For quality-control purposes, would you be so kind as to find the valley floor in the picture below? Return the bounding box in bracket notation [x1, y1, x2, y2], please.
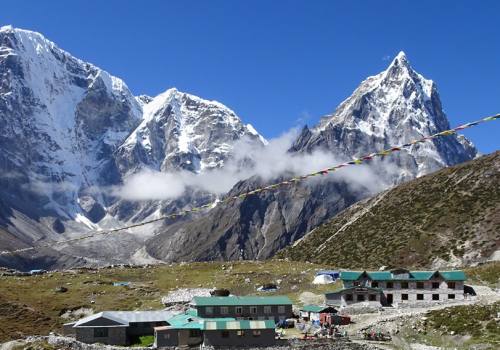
[0, 260, 498, 349]
[348, 285, 500, 349]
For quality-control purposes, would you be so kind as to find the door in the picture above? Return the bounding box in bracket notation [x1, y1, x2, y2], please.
[386, 294, 393, 305]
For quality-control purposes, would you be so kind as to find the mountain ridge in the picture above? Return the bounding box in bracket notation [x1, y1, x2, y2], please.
[142, 52, 479, 264]
[276, 151, 500, 268]
[0, 26, 482, 270]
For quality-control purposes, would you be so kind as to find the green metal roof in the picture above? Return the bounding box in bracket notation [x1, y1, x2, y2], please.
[185, 308, 198, 317]
[192, 296, 292, 306]
[439, 271, 466, 281]
[201, 320, 275, 331]
[167, 313, 198, 326]
[340, 270, 466, 281]
[167, 311, 236, 330]
[300, 305, 325, 313]
[365, 271, 392, 280]
[339, 271, 364, 281]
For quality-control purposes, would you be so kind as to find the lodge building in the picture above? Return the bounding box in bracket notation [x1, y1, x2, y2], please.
[325, 269, 466, 307]
[191, 296, 293, 322]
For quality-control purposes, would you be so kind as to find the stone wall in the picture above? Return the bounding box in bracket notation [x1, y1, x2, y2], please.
[75, 327, 127, 346]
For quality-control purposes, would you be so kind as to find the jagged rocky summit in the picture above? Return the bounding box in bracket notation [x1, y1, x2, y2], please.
[144, 52, 479, 263]
[0, 26, 478, 270]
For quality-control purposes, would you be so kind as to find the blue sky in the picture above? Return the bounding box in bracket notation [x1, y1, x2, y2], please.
[1, 0, 499, 153]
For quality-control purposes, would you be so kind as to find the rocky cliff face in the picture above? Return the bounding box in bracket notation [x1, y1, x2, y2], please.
[0, 27, 480, 270]
[144, 53, 478, 263]
[0, 26, 265, 269]
[0, 26, 141, 239]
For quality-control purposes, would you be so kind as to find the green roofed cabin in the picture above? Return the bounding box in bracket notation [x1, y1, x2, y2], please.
[202, 320, 276, 347]
[68, 311, 176, 346]
[154, 310, 276, 348]
[326, 269, 467, 307]
[191, 296, 293, 322]
[299, 305, 338, 322]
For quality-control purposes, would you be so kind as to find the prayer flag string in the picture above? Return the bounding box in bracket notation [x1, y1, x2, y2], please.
[0, 113, 498, 256]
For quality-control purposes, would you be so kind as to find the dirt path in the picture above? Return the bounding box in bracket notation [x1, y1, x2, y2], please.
[346, 285, 500, 334]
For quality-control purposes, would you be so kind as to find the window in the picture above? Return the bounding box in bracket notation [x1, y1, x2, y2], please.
[252, 330, 261, 337]
[402, 294, 408, 301]
[250, 306, 257, 314]
[221, 331, 229, 338]
[432, 294, 439, 301]
[353, 281, 360, 286]
[235, 306, 243, 314]
[448, 294, 455, 299]
[220, 306, 229, 314]
[264, 306, 272, 314]
[237, 330, 245, 337]
[94, 328, 108, 338]
[386, 282, 393, 289]
[205, 306, 213, 315]
[345, 294, 353, 301]
[278, 305, 285, 314]
[163, 333, 170, 339]
[371, 282, 378, 288]
[432, 282, 440, 289]
[417, 294, 424, 300]
[401, 282, 408, 289]
[447, 282, 456, 289]
[357, 294, 365, 301]
[416, 282, 424, 289]
[189, 329, 201, 337]
[369, 294, 376, 301]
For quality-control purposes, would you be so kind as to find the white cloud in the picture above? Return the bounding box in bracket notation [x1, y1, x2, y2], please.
[118, 170, 186, 201]
[115, 128, 395, 202]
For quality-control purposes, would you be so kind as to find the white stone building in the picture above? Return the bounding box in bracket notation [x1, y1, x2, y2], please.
[325, 269, 466, 307]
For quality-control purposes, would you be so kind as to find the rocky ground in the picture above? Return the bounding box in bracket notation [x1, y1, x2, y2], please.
[161, 288, 212, 306]
[0, 335, 382, 350]
[0, 262, 498, 349]
[345, 285, 500, 349]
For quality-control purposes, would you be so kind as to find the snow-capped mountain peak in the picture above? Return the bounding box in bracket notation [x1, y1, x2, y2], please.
[316, 51, 437, 137]
[117, 87, 267, 174]
[295, 51, 476, 180]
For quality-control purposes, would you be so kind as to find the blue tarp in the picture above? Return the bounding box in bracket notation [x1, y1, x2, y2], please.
[113, 282, 130, 286]
[316, 270, 340, 279]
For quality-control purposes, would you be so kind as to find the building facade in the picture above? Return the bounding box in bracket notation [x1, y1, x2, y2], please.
[191, 296, 293, 322]
[202, 320, 276, 347]
[71, 311, 173, 345]
[155, 306, 279, 348]
[326, 269, 466, 307]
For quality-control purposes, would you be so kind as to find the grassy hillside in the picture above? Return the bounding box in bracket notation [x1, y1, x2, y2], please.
[464, 261, 500, 288]
[397, 301, 500, 348]
[277, 152, 500, 268]
[0, 260, 497, 344]
[0, 260, 339, 342]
